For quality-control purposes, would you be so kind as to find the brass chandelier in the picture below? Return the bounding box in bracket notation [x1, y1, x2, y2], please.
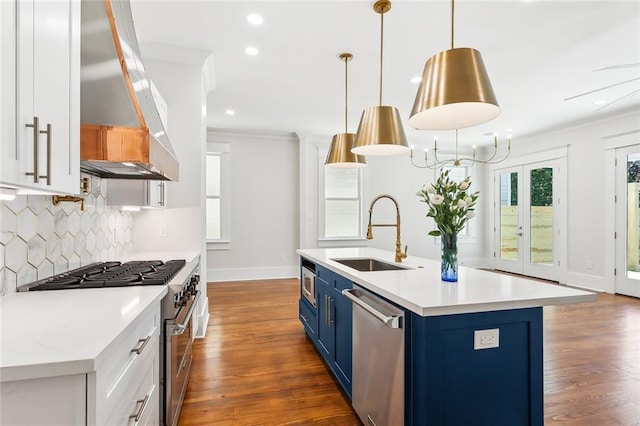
[325, 52, 366, 168]
[409, 0, 500, 130]
[410, 130, 511, 169]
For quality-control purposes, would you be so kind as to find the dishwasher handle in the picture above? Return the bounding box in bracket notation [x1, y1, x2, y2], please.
[342, 289, 402, 329]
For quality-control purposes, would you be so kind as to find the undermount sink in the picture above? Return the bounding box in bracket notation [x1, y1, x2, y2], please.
[331, 258, 412, 272]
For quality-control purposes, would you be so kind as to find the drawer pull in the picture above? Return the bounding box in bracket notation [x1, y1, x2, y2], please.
[129, 394, 150, 423]
[130, 336, 151, 355]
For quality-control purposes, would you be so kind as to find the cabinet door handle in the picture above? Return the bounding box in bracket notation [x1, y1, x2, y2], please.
[327, 296, 333, 325]
[129, 394, 150, 423]
[40, 123, 52, 185]
[130, 335, 151, 355]
[160, 182, 165, 206]
[25, 116, 40, 183]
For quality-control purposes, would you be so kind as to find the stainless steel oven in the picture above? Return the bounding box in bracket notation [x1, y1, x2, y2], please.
[161, 259, 201, 426]
[301, 259, 316, 307]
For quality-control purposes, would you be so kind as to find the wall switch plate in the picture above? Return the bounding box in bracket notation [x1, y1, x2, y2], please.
[474, 328, 500, 350]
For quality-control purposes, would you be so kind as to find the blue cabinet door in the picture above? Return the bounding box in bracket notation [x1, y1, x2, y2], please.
[300, 261, 353, 399]
[298, 298, 318, 341]
[333, 294, 352, 397]
[315, 277, 333, 361]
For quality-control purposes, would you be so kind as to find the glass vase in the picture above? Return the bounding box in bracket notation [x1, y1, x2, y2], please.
[440, 233, 458, 282]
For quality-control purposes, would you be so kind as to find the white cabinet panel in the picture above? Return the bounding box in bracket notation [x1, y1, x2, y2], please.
[0, 374, 86, 425]
[1, 0, 80, 194]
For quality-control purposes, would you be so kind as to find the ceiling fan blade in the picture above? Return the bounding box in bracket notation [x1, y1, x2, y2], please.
[595, 88, 640, 111]
[593, 63, 640, 71]
[563, 77, 640, 101]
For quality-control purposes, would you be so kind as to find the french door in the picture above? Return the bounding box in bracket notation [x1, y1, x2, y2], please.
[493, 159, 566, 281]
[615, 145, 640, 298]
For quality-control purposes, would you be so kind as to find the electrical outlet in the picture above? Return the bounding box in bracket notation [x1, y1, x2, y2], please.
[586, 260, 593, 270]
[474, 328, 500, 350]
[160, 224, 168, 238]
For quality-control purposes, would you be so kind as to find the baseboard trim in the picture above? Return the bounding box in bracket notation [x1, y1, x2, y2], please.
[207, 266, 298, 282]
[565, 272, 612, 293]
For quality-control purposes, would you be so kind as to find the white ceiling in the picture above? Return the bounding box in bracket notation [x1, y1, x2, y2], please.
[130, 1, 640, 149]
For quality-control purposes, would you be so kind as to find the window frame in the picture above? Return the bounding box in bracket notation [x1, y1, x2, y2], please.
[206, 143, 231, 250]
[317, 149, 366, 244]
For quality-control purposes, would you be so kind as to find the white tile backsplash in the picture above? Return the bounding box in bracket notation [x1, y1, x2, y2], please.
[0, 175, 134, 295]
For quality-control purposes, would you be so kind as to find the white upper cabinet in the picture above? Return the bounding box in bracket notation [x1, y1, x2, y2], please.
[1, 0, 80, 195]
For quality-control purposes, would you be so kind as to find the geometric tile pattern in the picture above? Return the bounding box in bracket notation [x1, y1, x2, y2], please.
[0, 175, 134, 295]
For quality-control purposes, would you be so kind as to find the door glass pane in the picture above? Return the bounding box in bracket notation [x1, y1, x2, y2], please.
[500, 172, 518, 260]
[627, 154, 640, 279]
[530, 167, 554, 265]
[326, 200, 359, 238]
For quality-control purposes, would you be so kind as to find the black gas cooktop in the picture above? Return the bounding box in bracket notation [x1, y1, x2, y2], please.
[23, 259, 186, 291]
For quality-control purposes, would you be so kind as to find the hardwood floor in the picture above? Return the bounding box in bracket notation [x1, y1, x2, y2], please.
[178, 279, 640, 426]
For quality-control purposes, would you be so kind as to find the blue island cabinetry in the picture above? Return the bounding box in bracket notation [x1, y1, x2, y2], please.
[299, 256, 544, 426]
[299, 260, 353, 398]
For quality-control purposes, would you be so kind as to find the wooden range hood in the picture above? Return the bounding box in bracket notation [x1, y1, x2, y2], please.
[80, 0, 178, 181]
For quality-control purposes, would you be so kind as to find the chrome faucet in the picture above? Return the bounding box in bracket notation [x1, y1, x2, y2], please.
[367, 194, 408, 263]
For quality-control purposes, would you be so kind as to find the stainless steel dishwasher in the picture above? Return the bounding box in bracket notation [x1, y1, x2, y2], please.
[342, 285, 404, 426]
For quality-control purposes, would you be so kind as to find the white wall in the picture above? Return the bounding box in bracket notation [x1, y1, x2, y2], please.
[130, 48, 211, 336]
[206, 129, 300, 281]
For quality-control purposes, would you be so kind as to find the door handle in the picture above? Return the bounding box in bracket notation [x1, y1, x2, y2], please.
[342, 289, 402, 328]
[40, 123, 52, 185]
[25, 117, 40, 183]
[516, 232, 523, 236]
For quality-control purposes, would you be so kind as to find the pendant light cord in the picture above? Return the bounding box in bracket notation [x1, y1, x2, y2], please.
[344, 56, 349, 133]
[379, 8, 384, 106]
[450, 0, 455, 50]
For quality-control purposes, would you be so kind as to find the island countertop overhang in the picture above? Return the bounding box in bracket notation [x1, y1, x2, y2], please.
[297, 247, 596, 316]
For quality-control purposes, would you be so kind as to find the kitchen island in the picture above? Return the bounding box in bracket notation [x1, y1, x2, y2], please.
[297, 247, 596, 426]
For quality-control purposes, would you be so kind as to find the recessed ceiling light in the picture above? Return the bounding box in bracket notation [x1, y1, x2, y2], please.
[225, 109, 235, 116]
[593, 99, 606, 106]
[505, 128, 513, 133]
[410, 76, 421, 84]
[247, 14, 263, 25]
[245, 46, 259, 56]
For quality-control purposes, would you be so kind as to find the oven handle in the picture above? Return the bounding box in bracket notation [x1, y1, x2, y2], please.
[167, 291, 200, 335]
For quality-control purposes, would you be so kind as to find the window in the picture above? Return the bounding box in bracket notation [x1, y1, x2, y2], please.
[206, 143, 230, 247]
[206, 153, 221, 239]
[323, 167, 362, 239]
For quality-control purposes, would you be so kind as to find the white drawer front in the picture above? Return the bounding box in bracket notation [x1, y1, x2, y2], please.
[92, 304, 160, 424]
[103, 345, 158, 426]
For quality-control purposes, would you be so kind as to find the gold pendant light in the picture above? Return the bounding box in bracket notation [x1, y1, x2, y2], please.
[352, 0, 409, 157]
[326, 53, 366, 168]
[409, 0, 500, 130]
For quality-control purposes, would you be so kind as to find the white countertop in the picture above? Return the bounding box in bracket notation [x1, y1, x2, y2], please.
[0, 249, 200, 383]
[0, 286, 167, 382]
[298, 247, 596, 316]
